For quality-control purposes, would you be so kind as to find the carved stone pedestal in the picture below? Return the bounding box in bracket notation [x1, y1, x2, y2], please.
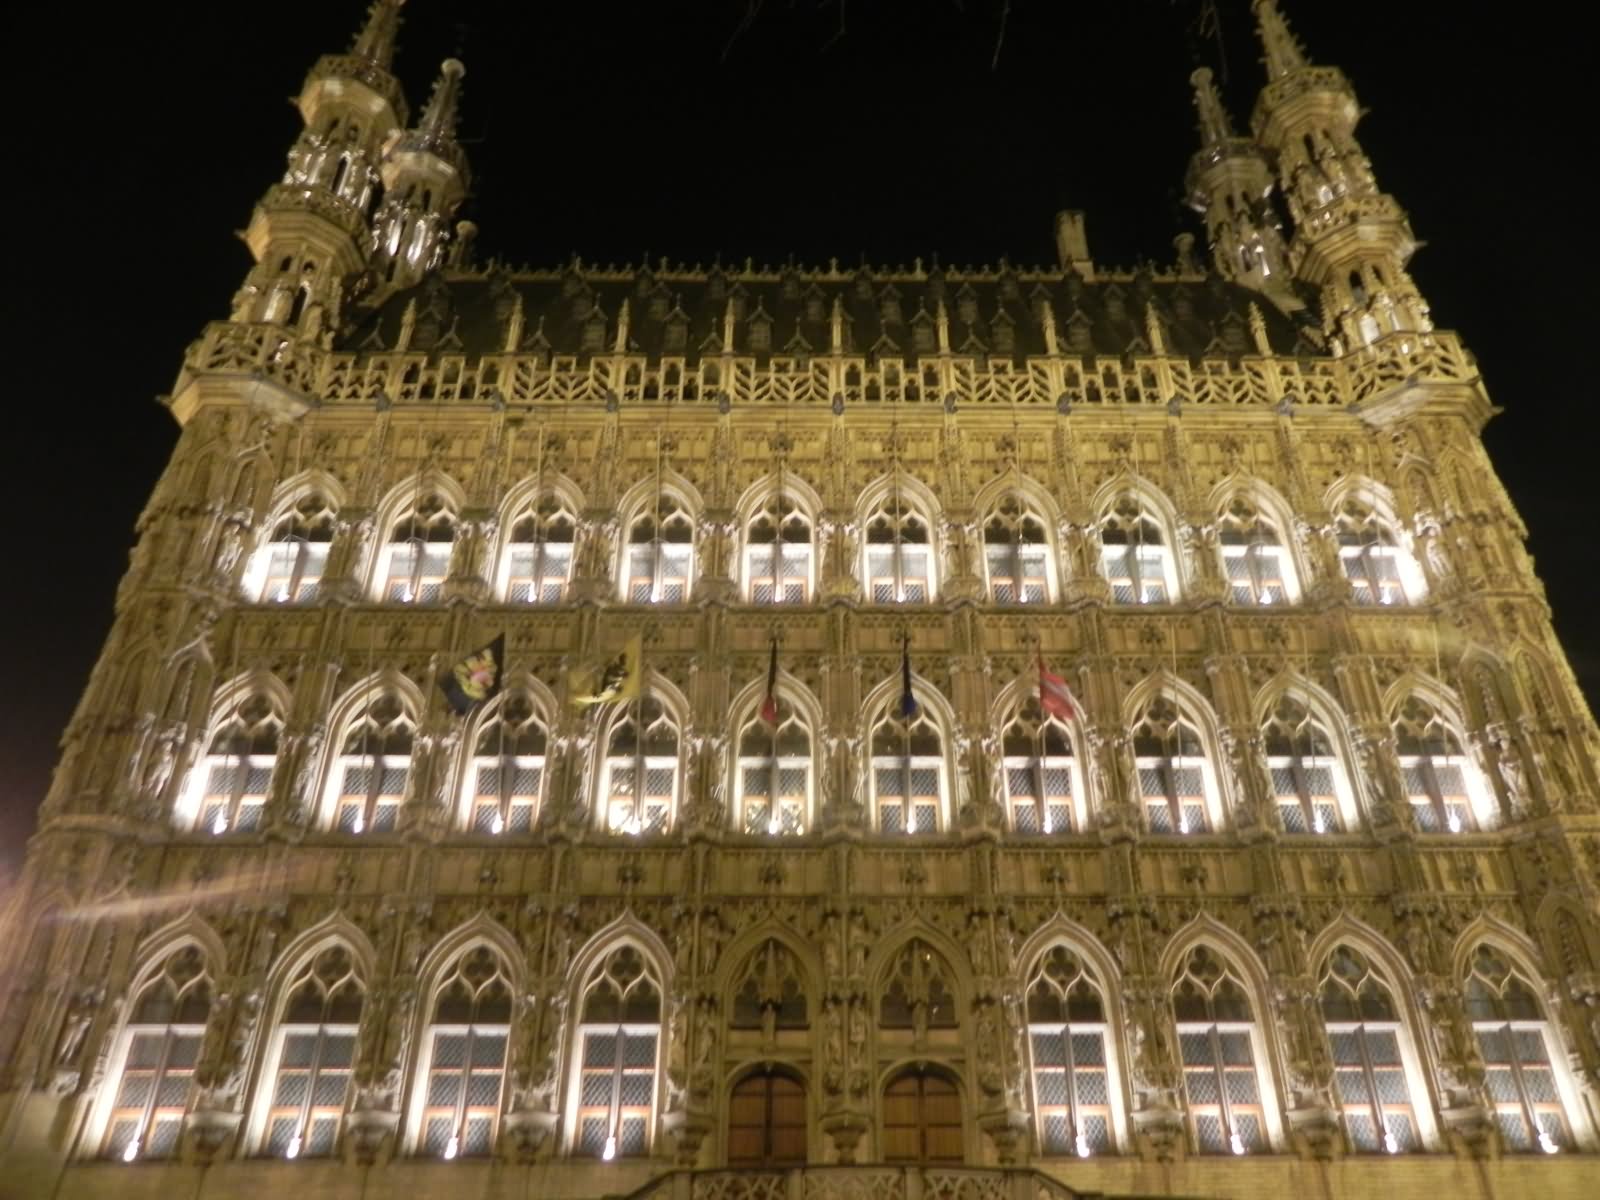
[501, 1108, 559, 1162]
[819, 1108, 871, 1163]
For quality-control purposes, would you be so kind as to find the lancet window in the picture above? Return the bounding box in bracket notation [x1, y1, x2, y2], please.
[982, 495, 1050, 604]
[248, 492, 335, 604]
[261, 946, 363, 1158]
[735, 709, 810, 835]
[331, 692, 413, 834]
[1132, 697, 1212, 835]
[1218, 496, 1294, 606]
[864, 497, 934, 603]
[1172, 947, 1269, 1155]
[1263, 695, 1343, 835]
[1319, 946, 1421, 1153]
[1025, 946, 1115, 1156]
[880, 940, 958, 1034]
[101, 947, 211, 1162]
[574, 947, 662, 1159]
[190, 693, 280, 835]
[744, 492, 812, 604]
[602, 697, 678, 834]
[1099, 496, 1175, 604]
[1463, 946, 1572, 1153]
[1394, 696, 1478, 833]
[1336, 499, 1420, 606]
[870, 703, 945, 833]
[1001, 697, 1077, 834]
[378, 493, 455, 604]
[419, 947, 512, 1159]
[503, 494, 576, 603]
[466, 694, 547, 834]
[625, 497, 694, 604]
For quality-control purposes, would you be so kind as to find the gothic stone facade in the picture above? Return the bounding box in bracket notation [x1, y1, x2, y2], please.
[2, 4, 1598, 1200]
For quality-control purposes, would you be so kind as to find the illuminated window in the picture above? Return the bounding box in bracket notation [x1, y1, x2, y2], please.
[1026, 946, 1115, 1156]
[101, 947, 210, 1161]
[870, 706, 944, 834]
[736, 711, 809, 835]
[574, 947, 661, 1159]
[983, 495, 1050, 604]
[503, 495, 575, 603]
[1320, 947, 1421, 1154]
[1263, 695, 1343, 835]
[864, 498, 934, 603]
[1099, 496, 1175, 604]
[378, 493, 454, 603]
[1001, 697, 1077, 834]
[1173, 947, 1269, 1155]
[1336, 500, 1421, 606]
[1394, 697, 1479, 833]
[602, 697, 678, 835]
[331, 693, 412, 834]
[261, 946, 363, 1158]
[190, 693, 280, 835]
[247, 493, 335, 603]
[466, 695, 546, 834]
[1133, 697, 1211, 835]
[1218, 496, 1294, 606]
[625, 498, 694, 603]
[744, 494, 812, 604]
[1464, 947, 1573, 1153]
[418, 948, 511, 1158]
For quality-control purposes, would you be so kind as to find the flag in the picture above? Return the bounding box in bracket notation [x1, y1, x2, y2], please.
[898, 637, 919, 719]
[569, 635, 643, 707]
[440, 634, 505, 715]
[759, 638, 780, 725]
[1038, 653, 1078, 722]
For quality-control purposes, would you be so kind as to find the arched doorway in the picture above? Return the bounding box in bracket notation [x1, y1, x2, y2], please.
[727, 1067, 806, 1164]
[881, 1066, 962, 1162]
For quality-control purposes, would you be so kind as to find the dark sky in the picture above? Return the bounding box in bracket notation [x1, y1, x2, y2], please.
[3, 2, 1594, 872]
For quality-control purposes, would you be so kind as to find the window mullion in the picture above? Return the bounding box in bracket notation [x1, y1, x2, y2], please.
[1288, 752, 1317, 832]
[286, 536, 309, 601]
[453, 1025, 474, 1139]
[609, 1026, 627, 1143]
[1209, 1022, 1234, 1146]
[1419, 758, 1451, 828]
[1060, 1023, 1080, 1147]
[1159, 759, 1183, 831]
[1505, 1022, 1541, 1146]
[1010, 534, 1025, 605]
[1356, 1024, 1388, 1150]
[138, 1028, 177, 1151]
[297, 1024, 327, 1142]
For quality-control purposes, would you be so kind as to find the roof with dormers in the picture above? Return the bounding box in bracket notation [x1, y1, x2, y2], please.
[339, 258, 1321, 363]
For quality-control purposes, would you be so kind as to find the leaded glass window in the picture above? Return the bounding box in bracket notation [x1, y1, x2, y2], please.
[1133, 697, 1210, 834]
[1320, 947, 1421, 1153]
[379, 493, 454, 603]
[625, 498, 694, 603]
[421, 948, 512, 1159]
[1336, 500, 1417, 606]
[1394, 697, 1477, 833]
[250, 492, 335, 603]
[737, 712, 809, 835]
[1026, 946, 1114, 1156]
[983, 495, 1049, 604]
[1464, 947, 1571, 1153]
[467, 694, 546, 834]
[871, 706, 944, 833]
[1263, 695, 1342, 835]
[332, 692, 412, 834]
[504, 495, 575, 603]
[1002, 697, 1076, 834]
[263, 946, 363, 1158]
[575, 947, 661, 1159]
[603, 697, 677, 834]
[1100, 496, 1174, 604]
[1173, 947, 1268, 1155]
[194, 693, 280, 835]
[1218, 497, 1292, 606]
[102, 947, 211, 1162]
[745, 493, 812, 604]
[864, 498, 934, 603]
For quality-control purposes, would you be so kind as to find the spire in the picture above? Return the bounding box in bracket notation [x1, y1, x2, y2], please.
[419, 58, 466, 141]
[1253, 0, 1308, 79]
[352, 0, 404, 71]
[1190, 67, 1234, 147]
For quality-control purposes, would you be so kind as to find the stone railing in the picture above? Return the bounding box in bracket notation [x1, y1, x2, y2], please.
[182, 322, 1479, 415]
[620, 1166, 1104, 1200]
[258, 182, 368, 239]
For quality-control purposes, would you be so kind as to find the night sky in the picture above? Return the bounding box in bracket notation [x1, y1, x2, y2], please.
[3, 2, 1594, 873]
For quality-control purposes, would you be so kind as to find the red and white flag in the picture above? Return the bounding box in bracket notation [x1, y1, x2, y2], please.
[1038, 654, 1078, 721]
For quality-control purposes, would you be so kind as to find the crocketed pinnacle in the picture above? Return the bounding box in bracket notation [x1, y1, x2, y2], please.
[351, 0, 404, 70]
[1253, 0, 1308, 79]
[1190, 67, 1235, 147]
[419, 58, 466, 139]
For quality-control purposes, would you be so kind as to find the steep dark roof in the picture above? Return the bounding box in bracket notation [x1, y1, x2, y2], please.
[340, 260, 1319, 362]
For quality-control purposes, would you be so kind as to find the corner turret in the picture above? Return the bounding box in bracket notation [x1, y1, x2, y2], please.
[370, 58, 472, 289]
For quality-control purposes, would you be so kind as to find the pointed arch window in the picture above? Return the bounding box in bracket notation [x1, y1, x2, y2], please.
[101, 947, 211, 1161]
[882, 1067, 963, 1163]
[730, 940, 808, 1037]
[418, 947, 512, 1158]
[248, 493, 335, 604]
[190, 693, 280, 835]
[331, 692, 413, 834]
[744, 493, 812, 604]
[467, 695, 546, 834]
[379, 493, 455, 603]
[625, 497, 695, 603]
[1263, 695, 1343, 835]
[880, 940, 958, 1034]
[261, 946, 363, 1158]
[575, 947, 662, 1159]
[1026, 946, 1115, 1157]
[728, 1068, 806, 1165]
[1001, 697, 1077, 834]
[1172, 947, 1268, 1155]
[1464, 947, 1572, 1153]
[864, 497, 934, 603]
[870, 704, 945, 833]
[736, 710, 810, 835]
[1319, 947, 1422, 1154]
[603, 697, 678, 835]
[1336, 500, 1421, 606]
[1218, 496, 1294, 606]
[1394, 697, 1479, 833]
[1133, 697, 1213, 835]
[1099, 496, 1175, 604]
[504, 494, 576, 603]
[983, 495, 1050, 604]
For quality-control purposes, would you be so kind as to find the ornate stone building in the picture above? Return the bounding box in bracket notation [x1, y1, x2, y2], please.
[2, 2, 1597, 1198]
